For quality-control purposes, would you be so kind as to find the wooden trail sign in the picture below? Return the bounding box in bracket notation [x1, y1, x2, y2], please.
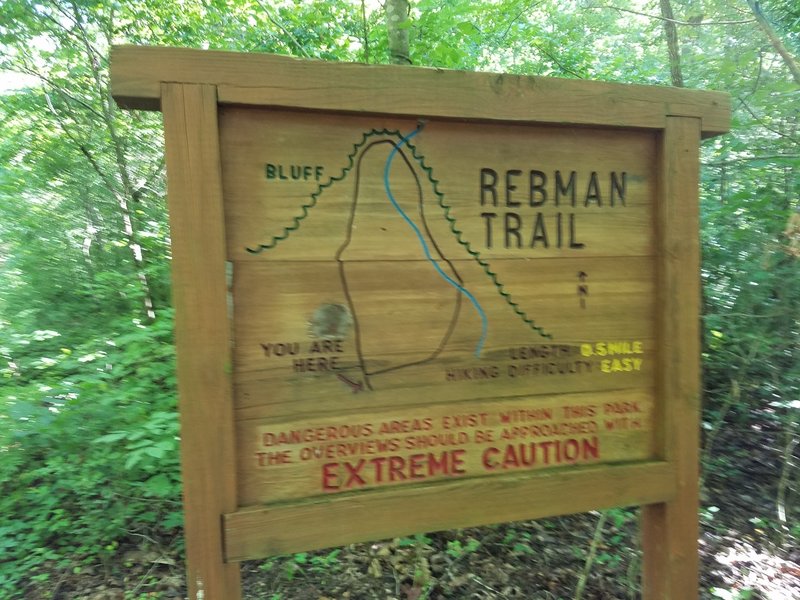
[111, 45, 729, 599]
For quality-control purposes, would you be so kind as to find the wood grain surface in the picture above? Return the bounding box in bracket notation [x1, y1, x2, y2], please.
[219, 107, 659, 507]
[224, 460, 675, 562]
[160, 83, 241, 599]
[111, 45, 729, 136]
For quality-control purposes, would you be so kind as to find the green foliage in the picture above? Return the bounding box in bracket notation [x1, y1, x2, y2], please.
[257, 548, 343, 584]
[501, 526, 537, 555]
[699, 101, 799, 514]
[0, 312, 181, 597]
[594, 508, 636, 569]
[710, 587, 757, 600]
[444, 537, 480, 559]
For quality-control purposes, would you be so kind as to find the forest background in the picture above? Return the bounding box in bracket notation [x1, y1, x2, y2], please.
[0, 1, 797, 599]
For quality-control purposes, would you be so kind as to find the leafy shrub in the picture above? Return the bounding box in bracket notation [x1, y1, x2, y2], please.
[0, 311, 183, 597]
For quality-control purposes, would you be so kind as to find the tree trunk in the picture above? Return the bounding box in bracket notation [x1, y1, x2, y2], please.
[659, 0, 684, 87]
[385, 0, 411, 65]
[746, 0, 800, 86]
[70, 2, 157, 320]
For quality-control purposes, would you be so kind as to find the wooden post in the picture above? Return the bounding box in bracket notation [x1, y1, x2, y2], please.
[160, 83, 242, 600]
[642, 115, 703, 599]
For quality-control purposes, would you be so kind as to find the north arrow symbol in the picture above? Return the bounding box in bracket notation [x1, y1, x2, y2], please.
[577, 271, 589, 309]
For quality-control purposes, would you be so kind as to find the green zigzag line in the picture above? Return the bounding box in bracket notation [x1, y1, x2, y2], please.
[246, 128, 405, 254]
[245, 128, 551, 340]
[403, 139, 553, 340]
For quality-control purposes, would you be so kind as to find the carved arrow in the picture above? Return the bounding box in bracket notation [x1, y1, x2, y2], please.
[336, 372, 364, 393]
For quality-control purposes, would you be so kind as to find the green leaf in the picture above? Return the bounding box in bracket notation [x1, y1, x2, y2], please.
[92, 431, 128, 444]
[456, 21, 474, 34]
[144, 445, 165, 458]
[144, 473, 172, 497]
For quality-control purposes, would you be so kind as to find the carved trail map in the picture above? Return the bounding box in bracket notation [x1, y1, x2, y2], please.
[221, 108, 657, 506]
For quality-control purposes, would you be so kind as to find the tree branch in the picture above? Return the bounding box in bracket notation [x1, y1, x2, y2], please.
[590, 4, 755, 27]
[361, 0, 371, 63]
[45, 0, 105, 65]
[535, 43, 585, 79]
[43, 92, 117, 194]
[254, 0, 312, 58]
[68, 1, 135, 200]
[746, 0, 800, 86]
[498, 3, 541, 43]
[736, 96, 800, 144]
[704, 154, 800, 167]
[574, 511, 609, 600]
[15, 63, 104, 120]
[133, 156, 166, 200]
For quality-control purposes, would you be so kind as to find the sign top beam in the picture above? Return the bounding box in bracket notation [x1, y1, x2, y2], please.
[111, 45, 729, 138]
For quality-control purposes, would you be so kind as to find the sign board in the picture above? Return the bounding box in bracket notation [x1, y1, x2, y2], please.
[111, 45, 729, 600]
